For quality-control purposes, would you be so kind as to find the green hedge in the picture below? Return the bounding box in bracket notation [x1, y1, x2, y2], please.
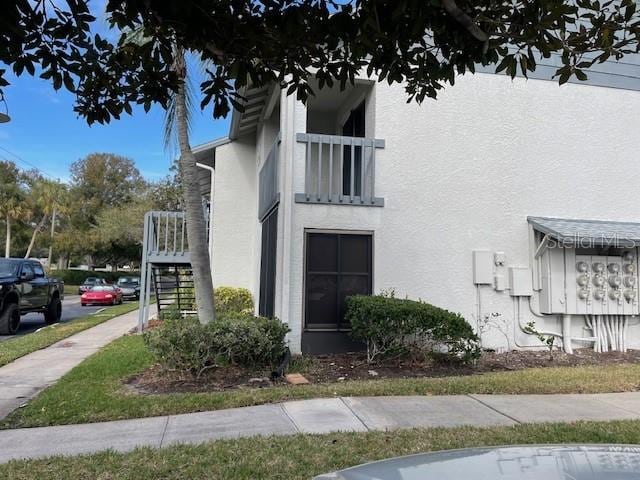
[144, 314, 289, 377]
[50, 269, 140, 285]
[345, 294, 480, 364]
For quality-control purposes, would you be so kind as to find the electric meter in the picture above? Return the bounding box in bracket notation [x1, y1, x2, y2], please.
[624, 263, 637, 274]
[610, 289, 621, 300]
[624, 289, 637, 301]
[623, 252, 635, 262]
[592, 263, 605, 274]
[576, 261, 589, 273]
[577, 274, 589, 286]
[625, 276, 637, 287]
[578, 288, 589, 300]
[608, 263, 621, 274]
[593, 289, 606, 301]
[609, 275, 622, 288]
[593, 275, 605, 287]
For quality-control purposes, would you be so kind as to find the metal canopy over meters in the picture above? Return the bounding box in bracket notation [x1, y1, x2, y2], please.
[528, 216, 640, 248]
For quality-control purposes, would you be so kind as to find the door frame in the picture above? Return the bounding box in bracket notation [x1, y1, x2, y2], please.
[301, 228, 374, 333]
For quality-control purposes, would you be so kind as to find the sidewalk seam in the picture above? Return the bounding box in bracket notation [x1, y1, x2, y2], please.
[158, 416, 170, 448]
[466, 394, 522, 425]
[339, 397, 371, 431]
[279, 404, 302, 433]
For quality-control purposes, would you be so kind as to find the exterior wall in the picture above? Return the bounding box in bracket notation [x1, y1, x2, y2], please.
[211, 139, 258, 295]
[281, 72, 640, 353]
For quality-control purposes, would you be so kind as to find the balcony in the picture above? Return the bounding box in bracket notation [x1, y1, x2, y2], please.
[295, 133, 385, 207]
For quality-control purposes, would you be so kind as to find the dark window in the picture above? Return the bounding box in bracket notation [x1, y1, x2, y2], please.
[21, 264, 34, 278]
[32, 263, 45, 278]
[259, 208, 278, 317]
[305, 232, 372, 331]
[342, 101, 365, 197]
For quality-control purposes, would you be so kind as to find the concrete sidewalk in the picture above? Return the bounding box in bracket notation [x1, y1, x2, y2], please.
[1, 392, 640, 463]
[0, 309, 138, 419]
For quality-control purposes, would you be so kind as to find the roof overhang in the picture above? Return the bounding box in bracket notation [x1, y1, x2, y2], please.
[229, 84, 273, 140]
[528, 216, 640, 248]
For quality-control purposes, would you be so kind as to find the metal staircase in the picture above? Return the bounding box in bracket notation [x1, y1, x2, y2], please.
[137, 211, 207, 330]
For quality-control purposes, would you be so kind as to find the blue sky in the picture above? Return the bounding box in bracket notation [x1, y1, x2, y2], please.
[0, 72, 230, 183]
[0, 0, 230, 183]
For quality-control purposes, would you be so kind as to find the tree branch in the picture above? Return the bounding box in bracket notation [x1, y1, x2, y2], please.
[441, 0, 488, 43]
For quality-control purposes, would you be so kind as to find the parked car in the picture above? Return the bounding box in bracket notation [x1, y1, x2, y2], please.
[0, 258, 64, 335]
[116, 276, 140, 300]
[78, 277, 107, 295]
[313, 445, 640, 479]
[80, 285, 123, 306]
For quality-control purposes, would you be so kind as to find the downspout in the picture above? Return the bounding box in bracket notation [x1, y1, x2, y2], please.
[196, 162, 216, 270]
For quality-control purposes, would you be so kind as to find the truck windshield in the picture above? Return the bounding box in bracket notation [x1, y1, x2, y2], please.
[0, 261, 19, 278]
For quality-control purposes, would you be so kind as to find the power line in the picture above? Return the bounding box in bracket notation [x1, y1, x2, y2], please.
[0, 146, 63, 182]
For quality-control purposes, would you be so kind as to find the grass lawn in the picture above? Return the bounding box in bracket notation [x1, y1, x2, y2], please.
[4, 333, 640, 429]
[2, 420, 640, 479]
[0, 302, 139, 368]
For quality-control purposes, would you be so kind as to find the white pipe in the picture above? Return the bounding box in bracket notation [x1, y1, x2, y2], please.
[562, 314, 573, 354]
[514, 297, 563, 350]
[526, 294, 563, 337]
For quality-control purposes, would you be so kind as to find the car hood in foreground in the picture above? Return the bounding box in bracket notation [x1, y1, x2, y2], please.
[313, 445, 640, 480]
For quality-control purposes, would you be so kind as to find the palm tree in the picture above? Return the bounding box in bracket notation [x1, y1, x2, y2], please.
[24, 179, 66, 259]
[165, 46, 216, 323]
[2, 199, 26, 258]
[0, 160, 26, 258]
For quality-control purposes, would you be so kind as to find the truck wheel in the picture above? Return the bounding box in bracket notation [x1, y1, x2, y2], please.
[44, 296, 62, 325]
[0, 303, 20, 335]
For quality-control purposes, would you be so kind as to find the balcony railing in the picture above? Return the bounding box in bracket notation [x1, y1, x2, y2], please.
[295, 133, 385, 207]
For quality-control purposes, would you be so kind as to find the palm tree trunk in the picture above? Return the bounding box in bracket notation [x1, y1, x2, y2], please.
[175, 74, 216, 324]
[25, 214, 48, 259]
[5, 214, 10, 258]
[47, 207, 57, 268]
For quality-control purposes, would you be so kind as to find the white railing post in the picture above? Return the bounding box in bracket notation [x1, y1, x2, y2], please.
[317, 140, 322, 201]
[328, 137, 333, 202]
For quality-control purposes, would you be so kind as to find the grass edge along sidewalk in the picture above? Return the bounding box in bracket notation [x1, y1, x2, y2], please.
[4, 332, 640, 429]
[0, 302, 139, 368]
[2, 420, 640, 478]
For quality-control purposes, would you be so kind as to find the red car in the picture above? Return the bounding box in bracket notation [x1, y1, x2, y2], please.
[81, 285, 123, 306]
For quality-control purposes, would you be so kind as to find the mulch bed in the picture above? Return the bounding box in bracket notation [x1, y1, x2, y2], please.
[125, 347, 640, 395]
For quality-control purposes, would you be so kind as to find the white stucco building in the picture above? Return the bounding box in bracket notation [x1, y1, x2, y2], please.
[193, 58, 640, 354]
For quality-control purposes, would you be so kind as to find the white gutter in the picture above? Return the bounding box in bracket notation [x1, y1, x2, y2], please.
[196, 162, 216, 268]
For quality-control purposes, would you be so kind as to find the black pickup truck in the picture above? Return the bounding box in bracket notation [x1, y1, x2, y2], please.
[0, 258, 64, 335]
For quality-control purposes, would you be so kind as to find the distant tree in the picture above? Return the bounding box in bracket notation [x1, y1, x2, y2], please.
[69, 153, 146, 223]
[0, 161, 27, 258]
[23, 178, 67, 259]
[150, 174, 183, 212]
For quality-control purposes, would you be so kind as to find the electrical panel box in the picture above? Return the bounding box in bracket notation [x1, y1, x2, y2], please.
[539, 246, 640, 315]
[473, 250, 493, 285]
[494, 274, 506, 291]
[509, 266, 533, 297]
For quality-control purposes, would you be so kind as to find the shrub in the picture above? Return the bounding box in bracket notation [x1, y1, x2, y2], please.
[143, 317, 218, 377]
[213, 313, 289, 366]
[215, 286, 254, 316]
[144, 314, 289, 377]
[168, 286, 254, 318]
[345, 294, 480, 364]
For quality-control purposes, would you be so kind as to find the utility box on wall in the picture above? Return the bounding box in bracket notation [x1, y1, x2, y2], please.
[509, 266, 532, 297]
[473, 250, 493, 285]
